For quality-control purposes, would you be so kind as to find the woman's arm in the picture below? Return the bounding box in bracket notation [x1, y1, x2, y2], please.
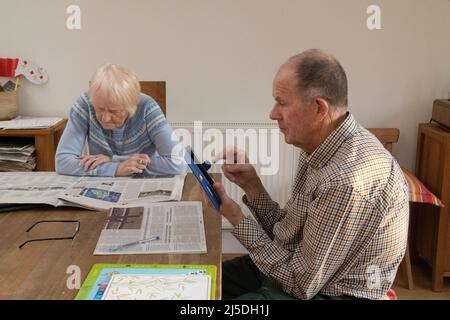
[145, 125, 186, 175]
[139, 96, 186, 176]
[55, 96, 119, 176]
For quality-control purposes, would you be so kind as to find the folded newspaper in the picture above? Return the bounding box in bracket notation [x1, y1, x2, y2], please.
[0, 172, 186, 211]
[0, 139, 36, 172]
[94, 202, 207, 255]
[0, 116, 62, 129]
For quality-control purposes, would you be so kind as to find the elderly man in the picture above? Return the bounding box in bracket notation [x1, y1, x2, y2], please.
[213, 49, 409, 300]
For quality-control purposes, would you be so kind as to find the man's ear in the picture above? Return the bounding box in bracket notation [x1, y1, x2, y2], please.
[315, 97, 330, 122]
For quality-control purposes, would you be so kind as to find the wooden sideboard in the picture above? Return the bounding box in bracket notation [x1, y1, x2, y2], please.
[0, 119, 67, 171]
[412, 123, 450, 291]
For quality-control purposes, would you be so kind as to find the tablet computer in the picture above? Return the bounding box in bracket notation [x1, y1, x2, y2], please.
[185, 147, 221, 212]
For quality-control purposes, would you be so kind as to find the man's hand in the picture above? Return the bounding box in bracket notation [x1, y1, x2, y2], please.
[212, 182, 245, 227]
[77, 154, 112, 171]
[214, 146, 265, 201]
[115, 154, 151, 177]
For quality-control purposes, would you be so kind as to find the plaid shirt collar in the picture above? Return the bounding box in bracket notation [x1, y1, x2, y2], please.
[305, 112, 357, 170]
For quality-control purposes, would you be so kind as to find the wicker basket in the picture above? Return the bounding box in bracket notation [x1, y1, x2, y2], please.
[0, 91, 18, 120]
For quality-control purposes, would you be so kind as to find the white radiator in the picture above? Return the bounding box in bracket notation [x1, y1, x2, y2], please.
[170, 122, 298, 230]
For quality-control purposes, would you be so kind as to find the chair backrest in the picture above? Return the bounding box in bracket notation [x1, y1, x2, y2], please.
[367, 128, 400, 153]
[139, 81, 166, 116]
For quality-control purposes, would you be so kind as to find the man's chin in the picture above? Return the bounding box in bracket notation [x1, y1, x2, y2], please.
[282, 133, 291, 144]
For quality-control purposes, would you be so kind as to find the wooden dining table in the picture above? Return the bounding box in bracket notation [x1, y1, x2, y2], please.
[0, 173, 222, 299]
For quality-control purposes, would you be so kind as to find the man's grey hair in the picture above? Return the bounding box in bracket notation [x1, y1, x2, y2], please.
[289, 49, 348, 108]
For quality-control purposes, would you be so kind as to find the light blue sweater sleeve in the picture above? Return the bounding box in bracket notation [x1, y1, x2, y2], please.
[143, 125, 187, 176]
[55, 98, 118, 176]
[109, 126, 187, 175]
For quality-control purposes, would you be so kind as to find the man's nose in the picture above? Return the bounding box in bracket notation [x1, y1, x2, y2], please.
[270, 104, 281, 120]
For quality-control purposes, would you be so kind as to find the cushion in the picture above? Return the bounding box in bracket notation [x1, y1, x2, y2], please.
[401, 167, 444, 207]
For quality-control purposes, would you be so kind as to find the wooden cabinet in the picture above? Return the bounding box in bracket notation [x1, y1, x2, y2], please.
[0, 119, 67, 171]
[413, 123, 450, 291]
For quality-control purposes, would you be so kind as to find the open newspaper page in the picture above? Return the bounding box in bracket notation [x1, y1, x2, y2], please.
[0, 172, 79, 206]
[94, 201, 207, 255]
[58, 175, 186, 211]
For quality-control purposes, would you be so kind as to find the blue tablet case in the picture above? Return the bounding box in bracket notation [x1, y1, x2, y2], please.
[185, 148, 221, 212]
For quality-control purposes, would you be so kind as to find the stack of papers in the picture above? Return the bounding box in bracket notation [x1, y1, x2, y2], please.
[0, 116, 62, 129]
[0, 139, 36, 172]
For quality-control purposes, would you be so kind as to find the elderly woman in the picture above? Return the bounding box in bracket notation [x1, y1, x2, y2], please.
[55, 64, 186, 176]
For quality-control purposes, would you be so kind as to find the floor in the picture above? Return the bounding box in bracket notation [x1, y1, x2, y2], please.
[393, 262, 450, 300]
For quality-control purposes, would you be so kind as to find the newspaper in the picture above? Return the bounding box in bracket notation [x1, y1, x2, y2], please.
[0, 172, 186, 211]
[94, 202, 206, 255]
[0, 172, 78, 206]
[0, 152, 33, 162]
[59, 175, 185, 211]
[0, 116, 62, 129]
[0, 159, 36, 172]
[0, 140, 36, 172]
[0, 142, 35, 155]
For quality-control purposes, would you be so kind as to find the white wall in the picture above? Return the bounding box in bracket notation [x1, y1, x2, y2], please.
[2, 0, 450, 170]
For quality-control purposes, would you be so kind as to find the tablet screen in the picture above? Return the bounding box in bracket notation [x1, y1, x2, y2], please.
[184, 147, 221, 212]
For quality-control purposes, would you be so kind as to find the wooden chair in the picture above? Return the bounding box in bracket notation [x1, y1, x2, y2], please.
[368, 128, 414, 290]
[367, 128, 400, 153]
[139, 81, 166, 116]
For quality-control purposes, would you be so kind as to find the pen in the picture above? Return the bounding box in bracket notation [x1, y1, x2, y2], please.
[109, 235, 160, 252]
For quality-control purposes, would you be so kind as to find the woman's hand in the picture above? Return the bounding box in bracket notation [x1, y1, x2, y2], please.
[115, 154, 151, 177]
[77, 154, 112, 171]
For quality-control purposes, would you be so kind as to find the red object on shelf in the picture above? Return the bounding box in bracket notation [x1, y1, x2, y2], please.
[0, 58, 19, 77]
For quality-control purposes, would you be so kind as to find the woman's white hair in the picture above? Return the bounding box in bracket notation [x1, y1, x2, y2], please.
[89, 64, 141, 117]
